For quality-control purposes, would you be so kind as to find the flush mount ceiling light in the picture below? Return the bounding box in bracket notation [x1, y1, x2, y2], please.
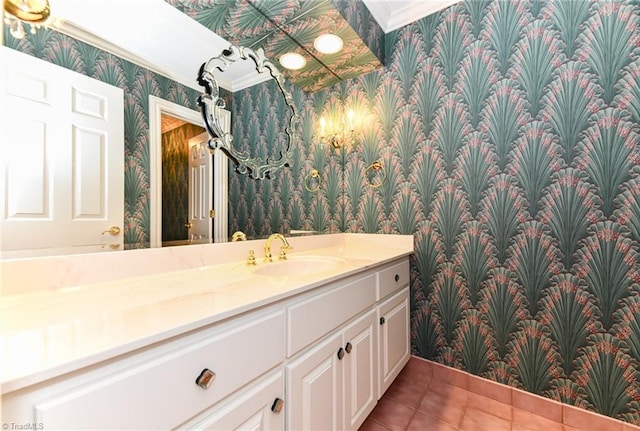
[313, 34, 344, 54]
[279, 52, 307, 70]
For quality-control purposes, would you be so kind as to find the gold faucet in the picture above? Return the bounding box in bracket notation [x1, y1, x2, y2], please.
[264, 233, 291, 262]
[231, 231, 247, 242]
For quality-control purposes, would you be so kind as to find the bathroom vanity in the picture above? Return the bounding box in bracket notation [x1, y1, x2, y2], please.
[1, 233, 413, 430]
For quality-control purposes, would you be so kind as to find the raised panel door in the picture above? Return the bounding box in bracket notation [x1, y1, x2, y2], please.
[286, 331, 343, 431]
[378, 286, 410, 398]
[343, 309, 377, 431]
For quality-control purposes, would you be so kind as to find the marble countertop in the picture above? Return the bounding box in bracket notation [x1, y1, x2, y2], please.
[0, 233, 413, 393]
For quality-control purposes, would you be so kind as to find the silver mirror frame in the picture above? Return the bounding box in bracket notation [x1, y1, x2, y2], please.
[198, 45, 298, 180]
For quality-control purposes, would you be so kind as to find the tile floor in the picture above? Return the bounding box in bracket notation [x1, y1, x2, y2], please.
[359, 356, 639, 431]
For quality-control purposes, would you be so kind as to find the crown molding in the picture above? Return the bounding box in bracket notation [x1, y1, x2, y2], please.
[48, 18, 233, 93]
[363, 0, 463, 33]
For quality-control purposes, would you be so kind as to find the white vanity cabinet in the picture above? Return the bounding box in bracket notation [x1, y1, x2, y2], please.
[2, 255, 411, 431]
[286, 309, 377, 431]
[286, 258, 410, 431]
[285, 273, 378, 431]
[2, 307, 286, 430]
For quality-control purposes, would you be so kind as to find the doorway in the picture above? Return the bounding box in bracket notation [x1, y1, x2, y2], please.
[149, 96, 229, 248]
[160, 117, 206, 246]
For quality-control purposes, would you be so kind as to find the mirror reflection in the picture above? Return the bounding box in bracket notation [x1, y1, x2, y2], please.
[1, 29, 301, 259]
[2, 2, 370, 258]
[160, 115, 207, 247]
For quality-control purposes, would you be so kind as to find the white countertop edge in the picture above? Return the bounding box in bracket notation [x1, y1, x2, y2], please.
[1, 244, 413, 393]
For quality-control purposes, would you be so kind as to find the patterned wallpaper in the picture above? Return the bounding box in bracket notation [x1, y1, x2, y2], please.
[3, 27, 202, 249]
[229, 0, 640, 424]
[228, 77, 344, 238]
[6, 0, 640, 424]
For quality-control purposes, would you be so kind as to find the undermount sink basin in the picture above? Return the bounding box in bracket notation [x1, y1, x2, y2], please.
[254, 255, 346, 277]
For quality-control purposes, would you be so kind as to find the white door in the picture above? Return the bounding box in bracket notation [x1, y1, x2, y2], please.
[343, 309, 377, 431]
[378, 287, 411, 398]
[287, 331, 344, 431]
[0, 47, 124, 258]
[149, 96, 228, 247]
[187, 132, 212, 244]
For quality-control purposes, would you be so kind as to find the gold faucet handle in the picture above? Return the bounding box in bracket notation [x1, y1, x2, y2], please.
[264, 250, 273, 263]
[232, 231, 247, 242]
[279, 247, 288, 260]
[247, 250, 257, 266]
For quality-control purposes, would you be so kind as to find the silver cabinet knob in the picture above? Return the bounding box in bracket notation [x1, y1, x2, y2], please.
[337, 347, 345, 360]
[195, 368, 216, 390]
[271, 397, 284, 414]
[345, 342, 353, 354]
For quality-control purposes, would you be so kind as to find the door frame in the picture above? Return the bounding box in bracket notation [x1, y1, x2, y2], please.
[149, 95, 228, 248]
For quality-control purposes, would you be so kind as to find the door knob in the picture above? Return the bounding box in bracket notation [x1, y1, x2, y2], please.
[185, 222, 193, 229]
[101, 226, 121, 235]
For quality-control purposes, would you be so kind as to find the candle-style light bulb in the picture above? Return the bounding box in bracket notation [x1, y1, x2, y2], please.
[347, 109, 354, 129]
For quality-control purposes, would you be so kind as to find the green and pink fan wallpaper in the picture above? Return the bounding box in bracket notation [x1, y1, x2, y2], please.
[229, 0, 640, 424]
[6, 0, 640, 425]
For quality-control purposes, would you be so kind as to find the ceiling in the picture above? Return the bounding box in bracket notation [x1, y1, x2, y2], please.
[47, 0, 460, 93]
[362, 0, 463, 33]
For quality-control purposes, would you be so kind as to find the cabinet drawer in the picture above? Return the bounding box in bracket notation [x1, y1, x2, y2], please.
[377, 259, 410, 300]
[179, 370, 284, 430]
[287, 274, 376, 357]
[34, 309, 285, 430]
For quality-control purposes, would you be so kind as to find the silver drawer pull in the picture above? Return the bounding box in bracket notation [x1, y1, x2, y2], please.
[395, 274, 400, 282]
[195, 368, 216, 390]
[271, 397, 284, 414]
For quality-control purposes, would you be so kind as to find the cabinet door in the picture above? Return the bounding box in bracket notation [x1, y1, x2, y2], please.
[378, 286, 410, 398]
[286, 331, 343, 431]
[179, 371, 284, 431]
[343, 309, 377, 431]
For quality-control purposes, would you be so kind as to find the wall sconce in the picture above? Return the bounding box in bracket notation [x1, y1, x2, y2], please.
[3, 0, 51, 39]
[319, 109, 356, 149]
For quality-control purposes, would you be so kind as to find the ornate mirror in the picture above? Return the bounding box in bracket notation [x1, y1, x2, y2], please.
[198, 45, 299, 180]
